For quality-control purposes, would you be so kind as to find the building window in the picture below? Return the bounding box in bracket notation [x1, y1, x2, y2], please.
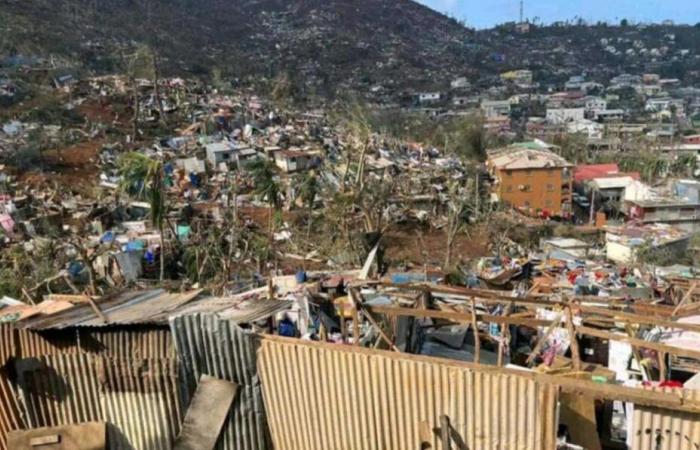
[523, 184, 531, 192]
[526, 170, 533, 177]
[546, 184, 554, 192]
[545, 199, 553, 207]
[505, 185, 513, 193]
[505, 170, 512, 177]
[524, 201, 531, 208]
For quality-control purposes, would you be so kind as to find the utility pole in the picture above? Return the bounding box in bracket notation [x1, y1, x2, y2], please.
[519, 0, 524, 23]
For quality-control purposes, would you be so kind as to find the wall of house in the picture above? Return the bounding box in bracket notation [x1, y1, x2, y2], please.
[496, 167, 569, 215]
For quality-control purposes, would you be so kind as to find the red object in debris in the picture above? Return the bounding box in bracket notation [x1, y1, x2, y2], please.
[659, 381, 683, 389]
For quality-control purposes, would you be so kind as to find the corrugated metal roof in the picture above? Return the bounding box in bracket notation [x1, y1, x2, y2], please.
[258, 337, 559, 450]
[170, 314, 271, 450]
[17, 289, 203, 330]
[169, 287, 292, 324]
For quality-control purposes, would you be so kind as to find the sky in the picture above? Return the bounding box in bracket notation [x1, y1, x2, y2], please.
[417, 0, 700, 29]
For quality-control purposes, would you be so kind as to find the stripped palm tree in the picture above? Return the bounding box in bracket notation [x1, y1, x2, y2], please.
[118, 152, 167, 281]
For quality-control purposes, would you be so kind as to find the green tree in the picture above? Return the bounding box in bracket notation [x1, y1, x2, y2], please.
[118, 152, 167, 280]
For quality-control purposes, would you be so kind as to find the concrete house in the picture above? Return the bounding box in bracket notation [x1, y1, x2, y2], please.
[487, 141, 573, 217]
[274, 150, 316, 173]
[205, 141, 237, 166]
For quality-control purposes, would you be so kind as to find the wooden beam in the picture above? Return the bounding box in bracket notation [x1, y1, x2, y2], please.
[527, 314, 562, 365]
[87, 297, 108, 324]
[360, 309, 400, 352]
[365, 305, 552, 328]
[498, 302, 514, 367]
[673, 282, 698, 316]
[582, 306, 700, 334]
[578, 325, 700, 361]
[565, 307, 582, 372]
[471, 298, 480, 364]
[440, 415, 452, 450]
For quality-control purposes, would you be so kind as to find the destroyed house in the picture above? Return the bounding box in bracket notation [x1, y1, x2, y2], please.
[0, 275, 699, 449]
[487, 142, 573, 216]
[274, 150, 316, 173]
[205, 142, 256, 168]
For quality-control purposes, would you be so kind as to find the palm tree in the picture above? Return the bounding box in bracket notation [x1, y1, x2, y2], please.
[298, 170, 319, 209]
[118, 152, 167, 281]
[246, 158, 281, 234]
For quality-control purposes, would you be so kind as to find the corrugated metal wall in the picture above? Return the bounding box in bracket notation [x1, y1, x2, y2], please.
[170, 314, 272, 450]
[258, 338, 559, 450]
[2, 326, 182, 450]
[0, 325, 23, 450]
[81, 327, 175, 359]
[16, 329, 79, 358]
[15, 353, 102, 428]
[632, 388, 700, 450]
[97, 357, 182, 450]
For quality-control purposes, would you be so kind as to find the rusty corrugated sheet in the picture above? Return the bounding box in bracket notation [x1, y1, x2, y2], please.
[97, 357, 182, 450]
[632, 388, 700, 450]
[14, 353, 102, 429]
[80, 327, 175, 359]
[258, 337, 559, 450]
[0, 325, 22, 450]
[170, 314, 271, 450]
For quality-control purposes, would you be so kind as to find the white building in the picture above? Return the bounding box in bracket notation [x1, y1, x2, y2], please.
[546, 108, 585, 125]
[416, 92, 441, 104]
[481, 100, 511, 118]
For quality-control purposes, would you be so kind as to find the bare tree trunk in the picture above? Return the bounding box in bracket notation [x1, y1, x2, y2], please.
[130, 76, 139, 142]
[159, 221, 165, 281]
[152, 51, 166, 124]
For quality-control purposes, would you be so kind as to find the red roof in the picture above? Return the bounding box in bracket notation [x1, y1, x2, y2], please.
[574, 164, 619, 182]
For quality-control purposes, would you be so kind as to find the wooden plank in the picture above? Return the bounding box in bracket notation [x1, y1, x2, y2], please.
[173, 375, 239, 450]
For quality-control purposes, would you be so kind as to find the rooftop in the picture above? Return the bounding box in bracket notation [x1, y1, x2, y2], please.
[487, 144, 571, 171]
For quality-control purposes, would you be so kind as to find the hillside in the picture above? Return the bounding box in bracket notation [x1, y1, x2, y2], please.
[3, 0, 700, 100]
[0, 0, 475, 96]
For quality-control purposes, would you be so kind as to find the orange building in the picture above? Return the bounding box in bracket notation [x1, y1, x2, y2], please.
[487, 143, 573, 217]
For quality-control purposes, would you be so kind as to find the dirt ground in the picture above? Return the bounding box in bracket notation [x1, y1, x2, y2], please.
[384, 224, 490, 267]
[17, 140, 102, 193]
[78, 98, 124, 127]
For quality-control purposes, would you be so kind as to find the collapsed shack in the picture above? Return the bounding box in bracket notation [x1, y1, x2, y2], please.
[0, 275, 699, 449]
[0, 288, 285, 450]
